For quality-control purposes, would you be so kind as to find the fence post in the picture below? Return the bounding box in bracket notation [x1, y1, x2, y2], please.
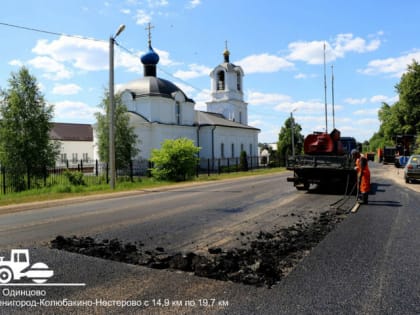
[106, 163, 109, 184]
[218, 159, 221, 174]
[80, 160, 84, 173]
[44, 165, 47, 187]
[227, 158, 230, 173]
[95, 159, 99, 177]
[27, 165, 31, 190]
[2, 166, 6, 195]
[130, 160, 133, 182]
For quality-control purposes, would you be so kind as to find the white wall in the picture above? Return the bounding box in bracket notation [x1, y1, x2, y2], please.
[57, 140, 94, 165]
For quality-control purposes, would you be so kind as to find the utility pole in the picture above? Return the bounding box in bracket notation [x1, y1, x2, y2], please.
[323, 42, 328, 133]
[109, 24, 125, 189]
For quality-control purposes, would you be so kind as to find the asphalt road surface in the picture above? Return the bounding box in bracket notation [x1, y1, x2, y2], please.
[0, 164, 419, 314]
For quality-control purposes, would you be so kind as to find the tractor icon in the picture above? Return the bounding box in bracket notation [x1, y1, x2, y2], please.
[0, 249, 54, 284]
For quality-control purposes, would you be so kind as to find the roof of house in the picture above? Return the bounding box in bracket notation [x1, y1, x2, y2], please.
[50, 122, 93, 141]
[196, 111, 260, 131]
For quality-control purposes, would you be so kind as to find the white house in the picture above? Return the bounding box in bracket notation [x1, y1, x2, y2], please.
[115, 38, 259, 169]
[50, 122, 94, 166]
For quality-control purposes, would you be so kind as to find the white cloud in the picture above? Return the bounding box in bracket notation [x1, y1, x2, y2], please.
[173, 64, 212, 80]
[236, 54, 294, 73]
[187, 0, 201, 8]
[52, 83, 82, 95]
[275, 99, 326, 113]
[353, 108, 379, 116]
[369, 94, 398, 104]
[192, 88, 211, 111]
[135, 9, 152, 25]
[344, 95, 398, 105]
[32, 36, 108, 72]
[359, 50, 420, 77]
[9, 59, 23, 67]
[344, 97, 368, 105]
[53, 100, 98, 122]
[28, 56, 73, 80]
[287, 40, 328, 64]
[148, 0, 169, 7]
[287, 33, 382, 65]
[294, 73, 316, 79]
[121, 8, 131, 14]
[246, 90, 291, 105]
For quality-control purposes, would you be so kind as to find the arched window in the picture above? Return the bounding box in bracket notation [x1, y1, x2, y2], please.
[217, 71, 225, 90]
[231, 143, 235, 158]
[236, 71, 241, 91]
[221, 143, 225, 158]
[175, 101, 181, 125]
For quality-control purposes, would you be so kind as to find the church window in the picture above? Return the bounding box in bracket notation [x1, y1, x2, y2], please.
[249, 144, 253, 156]
[217, 71, 225, 90]
[231, 143, 235, 158]
[236, 71, 241, 91]
[240, 143, 244, 152]
[239, 112, 242, 124]
[175, 101, 181, 125]
[221, 143, 225, 158]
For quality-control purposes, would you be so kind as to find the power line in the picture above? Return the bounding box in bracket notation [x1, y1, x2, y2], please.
[1, 21, 205, 96]
[0, 21, 105, 42]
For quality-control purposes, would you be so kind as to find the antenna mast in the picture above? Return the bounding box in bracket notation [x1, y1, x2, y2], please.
[323, 42, 328, 133]
[331, 64, 335, 130]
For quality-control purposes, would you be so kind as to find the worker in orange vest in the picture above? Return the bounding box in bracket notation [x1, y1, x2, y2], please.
[351, 149, 370, 204]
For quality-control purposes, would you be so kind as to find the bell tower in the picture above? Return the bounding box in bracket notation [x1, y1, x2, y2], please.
[206, 42, 248, 125]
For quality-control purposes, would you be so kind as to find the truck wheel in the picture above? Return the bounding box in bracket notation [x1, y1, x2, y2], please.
[0, 267, 13, 284]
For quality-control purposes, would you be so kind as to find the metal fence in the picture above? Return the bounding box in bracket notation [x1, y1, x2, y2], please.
[0, 156, 265, 195]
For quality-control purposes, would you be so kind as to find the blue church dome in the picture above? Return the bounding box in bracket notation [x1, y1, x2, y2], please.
[141, 45, 160, 65]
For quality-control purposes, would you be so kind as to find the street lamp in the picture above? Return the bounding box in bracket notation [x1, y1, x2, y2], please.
[109, 24, 125, 189]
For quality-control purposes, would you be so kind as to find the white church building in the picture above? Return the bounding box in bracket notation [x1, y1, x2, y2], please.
[97, 38, 260, 170]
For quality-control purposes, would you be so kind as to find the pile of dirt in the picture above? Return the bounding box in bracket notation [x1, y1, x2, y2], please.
[51, 209, 347, 287]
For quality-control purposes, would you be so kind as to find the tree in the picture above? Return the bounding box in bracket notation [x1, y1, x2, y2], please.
[150, 138, 201, 181]
[0, 67, 59, 191]
[277, 116, 304, 166]
[95, 91, 139, 170]
[370, 60, 420, 151]
[395, 60, 420, 134]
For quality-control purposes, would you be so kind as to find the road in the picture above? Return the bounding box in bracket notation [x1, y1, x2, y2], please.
[0, 172, 338, 251]
[0, 164, 419, 314]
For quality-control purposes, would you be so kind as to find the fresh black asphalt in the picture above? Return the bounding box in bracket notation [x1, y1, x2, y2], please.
[0, 166, 419, 314]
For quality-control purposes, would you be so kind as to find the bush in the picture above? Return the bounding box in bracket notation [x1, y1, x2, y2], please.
[63, 170, 86, 186]
[150, 138, 201, 181]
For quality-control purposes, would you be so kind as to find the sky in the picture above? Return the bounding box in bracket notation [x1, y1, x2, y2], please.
[1, 0, 419, 144]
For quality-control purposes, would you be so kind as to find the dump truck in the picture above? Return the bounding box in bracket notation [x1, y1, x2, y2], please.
[287, 129, 357, 191]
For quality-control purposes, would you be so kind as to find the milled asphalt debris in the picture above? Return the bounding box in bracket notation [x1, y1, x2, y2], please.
[50, 209, 349, 288]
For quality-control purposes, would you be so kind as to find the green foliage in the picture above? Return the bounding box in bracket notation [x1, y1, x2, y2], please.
[0, 67, 59, 191]
[63, 169, 86, 186]
[150, 138, 201, 181]
[370, 60, 420, 151]
[239, 150, 249, 171]
[277, 116, 304, 166]
[95, 91, 139, 169]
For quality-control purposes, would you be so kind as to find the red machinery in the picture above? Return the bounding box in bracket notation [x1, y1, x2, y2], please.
[303, 129, 344, 155]
[287, 129, 356, 191]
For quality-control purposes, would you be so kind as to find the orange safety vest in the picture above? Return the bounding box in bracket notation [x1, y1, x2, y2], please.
[356, 157, 370, 193]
